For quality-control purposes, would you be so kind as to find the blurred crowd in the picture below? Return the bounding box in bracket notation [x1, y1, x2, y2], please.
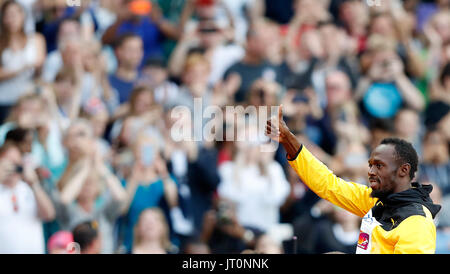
[0, 0, 449, 254]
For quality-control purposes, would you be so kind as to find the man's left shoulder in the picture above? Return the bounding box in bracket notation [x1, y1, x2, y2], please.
[394, 203, 435, 229]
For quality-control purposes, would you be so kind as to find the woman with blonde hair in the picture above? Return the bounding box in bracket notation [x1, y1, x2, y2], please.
[53, 119, 127, 254]
[132, 208, 172, 254]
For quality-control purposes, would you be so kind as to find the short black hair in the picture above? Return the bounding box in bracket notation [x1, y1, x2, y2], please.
[5, 128, 32, 143]
[380, 138, 418, 180]
[113, 33, 141, 50]
[72, 221, 99, 251]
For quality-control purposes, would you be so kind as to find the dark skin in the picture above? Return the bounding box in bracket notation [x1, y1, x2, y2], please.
[368, 144, 412, 199]
[265, 105, 413, 198]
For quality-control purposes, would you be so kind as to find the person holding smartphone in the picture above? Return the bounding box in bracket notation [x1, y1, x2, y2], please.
[0, 143, 55, 254]
[119, 132, 181, 252]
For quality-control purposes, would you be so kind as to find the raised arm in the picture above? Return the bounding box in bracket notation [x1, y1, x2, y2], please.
[58, 159, 91, 205]
[22, 163, 55, 222]
[96, 158, 127, 202]
[265, 105, 376, 217]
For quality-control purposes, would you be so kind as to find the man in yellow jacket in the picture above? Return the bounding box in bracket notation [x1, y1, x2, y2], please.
[266, 105, 441, 254]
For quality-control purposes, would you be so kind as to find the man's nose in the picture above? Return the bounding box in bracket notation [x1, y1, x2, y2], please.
[368, 166, 376, 177]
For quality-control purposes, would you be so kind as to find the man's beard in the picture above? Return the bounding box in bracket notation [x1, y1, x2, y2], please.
[370, 188, 394, 200]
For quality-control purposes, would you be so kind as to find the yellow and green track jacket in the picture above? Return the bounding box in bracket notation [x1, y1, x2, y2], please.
[288, 145, 441, 254]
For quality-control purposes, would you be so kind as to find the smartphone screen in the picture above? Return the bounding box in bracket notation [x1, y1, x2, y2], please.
[141, 145, 155, 167]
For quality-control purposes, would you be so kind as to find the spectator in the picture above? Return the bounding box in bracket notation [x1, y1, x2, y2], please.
[35, 0, 77, 53]
[53, 119, 127, 254]
[426, 62, 450, 131]
[139, 56, 180, 109]
[72, 220, 101, 254]
[336, 0, 369, 54]
[58, 119, 98, 187]
[110, 86, 162, 147]
[218, 124, 290, 233]
[201, 198, 261, 254]
[310, 204, 360, 254]
[47, 230, 74, 254]
[246, 79, 282, 108]
[356, 36, 425, 121]
[223, 20, 283, 103]
[307, 70, 369, 154]
[131, 208, 173, 254]
[168, 15, 244, 86]
[163, 135, 221, 236]
[170, 53, 214, 109]
[41, 18, 82, 83]
[418, 129, 450, 196]
[425, 181, 450, 254]
[0, 142, 55, 253]
[393, 108, 423, 156]
[119, 132, 178, 252]
[329, 141, 370, 185]
[0, 93, 66, 185]
[108, 34, 144, 105]
[254, 234, 284, 254]
[45, 67, 83, 130]
[0, 0, 46, 123]
[182, 237, 211, 254]
[102, 0, 178, 64]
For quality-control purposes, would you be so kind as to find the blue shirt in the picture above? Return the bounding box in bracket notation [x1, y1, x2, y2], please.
[116, 17, 163, 65]
[121, 178, 165, 251]
[40, 7, 77, 53]
[108, 74, 138, 104]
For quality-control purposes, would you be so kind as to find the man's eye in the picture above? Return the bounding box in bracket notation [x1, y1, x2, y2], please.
[376, 164, 382, 168]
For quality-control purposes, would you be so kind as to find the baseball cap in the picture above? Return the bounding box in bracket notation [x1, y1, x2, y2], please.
[48, 231, 74, 252]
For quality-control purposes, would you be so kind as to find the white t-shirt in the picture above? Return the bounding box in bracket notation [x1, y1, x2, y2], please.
[0, 181, 45, 254]
[218, 161, 290, 232]
[0, 35, 37, 105]
[209, 44, 245, 85]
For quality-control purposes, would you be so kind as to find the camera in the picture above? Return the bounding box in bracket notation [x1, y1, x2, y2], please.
[15, 165, 23, 174]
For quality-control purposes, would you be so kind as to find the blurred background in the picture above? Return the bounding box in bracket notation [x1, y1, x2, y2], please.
[0, 0, 449, 254]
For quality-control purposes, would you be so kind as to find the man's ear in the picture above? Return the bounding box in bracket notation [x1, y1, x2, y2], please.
[398, 163, 411, 178]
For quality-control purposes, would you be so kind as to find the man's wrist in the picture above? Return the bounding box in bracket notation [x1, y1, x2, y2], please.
[283, 131, 303, 161]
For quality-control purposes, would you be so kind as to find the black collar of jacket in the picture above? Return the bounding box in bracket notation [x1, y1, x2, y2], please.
[371, 182, 442, 231]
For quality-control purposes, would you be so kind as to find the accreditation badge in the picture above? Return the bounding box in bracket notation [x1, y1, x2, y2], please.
[356, 209, 380, 254]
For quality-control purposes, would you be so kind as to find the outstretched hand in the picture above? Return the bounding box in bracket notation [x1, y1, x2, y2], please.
[265, 105, 302, 159]
[265, 105, 289, 143]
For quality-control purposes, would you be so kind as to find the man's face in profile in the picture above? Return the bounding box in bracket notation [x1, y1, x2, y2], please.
[368, 144, 399, 199]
